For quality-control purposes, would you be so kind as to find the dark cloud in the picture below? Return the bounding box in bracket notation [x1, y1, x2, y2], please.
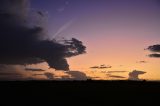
[33, 74, 44, 76]
[99, 64, 112, 69]
[0, 0, 86, 71]
[108, 75, 126, 79]
[32, 73, 55, 80]
[90, 64, 112, 69]
[147, 44, 160, 52]
[44, 72, 54, 80]
[136, 61, 147, 63]
[0, 65, 24, 80]
[37, 11, 45, 17]
[128, 70, 146, 80]
[148, 54, 160, 58]
[90, 77, 101, 79]
[107, 71, 127, 73]
[26, 77, 36, 80]
[66, 71, 88, 80]
[61, 75, 71, 80]
[0, 73, 21, 76]
[25, 68, 45, 72]
[147, 44, 160, 58]
[90, 66, 99, 69]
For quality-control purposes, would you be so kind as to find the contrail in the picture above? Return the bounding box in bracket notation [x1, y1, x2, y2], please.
[53, 19, 75, 39]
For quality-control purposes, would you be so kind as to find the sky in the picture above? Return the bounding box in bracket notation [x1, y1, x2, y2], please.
[0, 0, 160, 80]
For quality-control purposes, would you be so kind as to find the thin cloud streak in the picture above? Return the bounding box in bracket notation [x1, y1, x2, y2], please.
[53, 19, 75, 38]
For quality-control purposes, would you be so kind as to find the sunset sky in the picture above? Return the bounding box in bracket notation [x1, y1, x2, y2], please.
[0, 0, 160, 80]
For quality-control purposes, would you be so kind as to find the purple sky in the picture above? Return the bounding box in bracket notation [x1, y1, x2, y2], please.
[30, 0, 160, 80]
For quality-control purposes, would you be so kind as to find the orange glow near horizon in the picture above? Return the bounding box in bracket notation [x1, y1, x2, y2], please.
[67, 37, 160, 80]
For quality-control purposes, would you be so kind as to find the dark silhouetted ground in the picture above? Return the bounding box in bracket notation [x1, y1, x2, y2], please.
[0, 80, 160, 105]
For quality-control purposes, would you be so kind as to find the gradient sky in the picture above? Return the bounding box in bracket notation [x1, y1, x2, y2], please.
[1, 0, 159, 80]
[29, 0, 160, 80]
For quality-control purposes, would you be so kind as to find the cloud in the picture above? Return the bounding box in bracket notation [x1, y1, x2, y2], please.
[66, 71, 88, 80]
[147, 44, 160, 52]
[25, 68, 45, 72]
[32, 73, 44, 79]
[53, 19, 74, 37]
[108, 75, 126, 79]
[33, 72, 54, 80]
[0, 73, 21, 76]
[90, 66, 99, 69]
[32, 72, 55, 80]
[136, 61, 147, 63]
[147, 44, 160, 58]
[26, 77, 35, 80]
[107, 71, 127, 73]
[99, 64, 112, 69]
[128, 70, 146, 80]
[0, 0, 86, 71]
[148, 54, 160, 58]
[44, 72, 54, 80]
[90, 64, 112, 69]
[61, 75, 71, 80]
[32, 74, 44, 76]
[37, 11, 45, 17]
[90, 77, 101, 79]
[0, 65, 24, 80]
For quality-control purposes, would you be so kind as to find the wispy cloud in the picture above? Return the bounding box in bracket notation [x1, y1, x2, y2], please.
[25, 68, 45, 72]
[136, 61, 147, 63]
[108, 75, 126, 79]
[53, 19, 75, 38]
[107, 71, 127, 73]
[90, 64, 112, 69]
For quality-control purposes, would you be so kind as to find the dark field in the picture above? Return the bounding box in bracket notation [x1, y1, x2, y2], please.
[0, 80, 160, 105]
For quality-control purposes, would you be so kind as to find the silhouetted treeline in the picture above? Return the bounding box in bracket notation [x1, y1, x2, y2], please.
[0, 80, 159, 105]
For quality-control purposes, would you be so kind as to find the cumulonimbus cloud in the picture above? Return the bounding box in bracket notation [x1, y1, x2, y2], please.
[0, 0, 86, 71]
